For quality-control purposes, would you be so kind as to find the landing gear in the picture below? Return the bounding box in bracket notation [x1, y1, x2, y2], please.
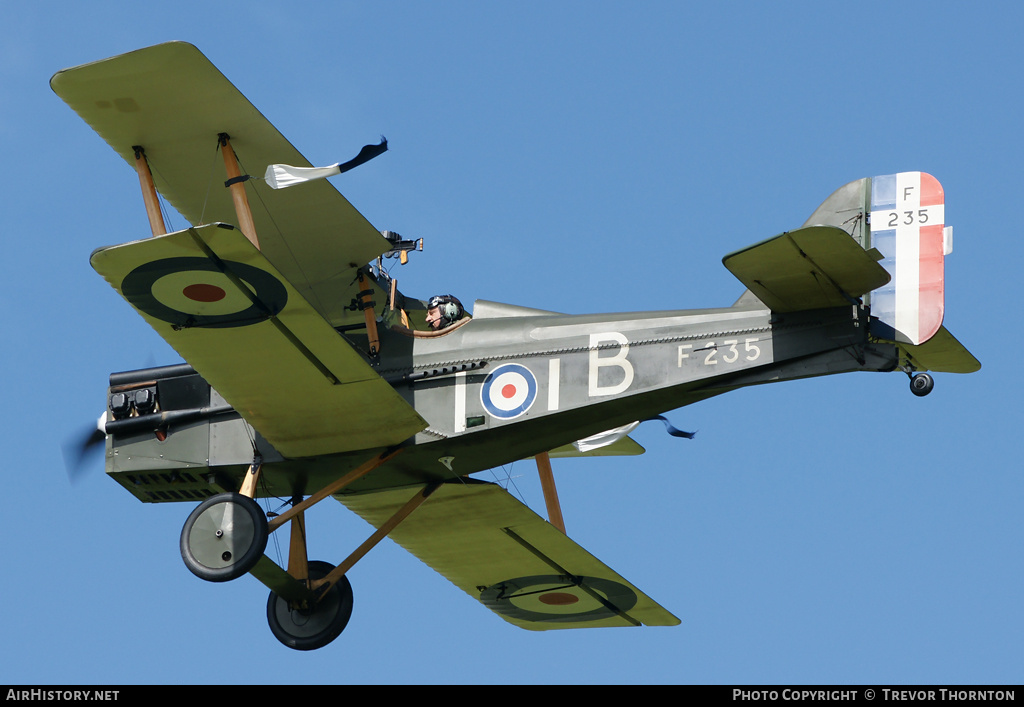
[180, 492, 268, 582]
[910, 372, 935, 397]
[267, 561, 353, 651]
[175, 451, 429, 650]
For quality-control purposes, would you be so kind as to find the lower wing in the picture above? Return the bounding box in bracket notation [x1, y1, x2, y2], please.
[336, 479, 680, 630]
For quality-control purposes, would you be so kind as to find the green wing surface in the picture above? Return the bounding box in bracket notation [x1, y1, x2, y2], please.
[337, 480, 680, 630]
[896, 326, 981, 373]
[51, 41, 388, 328]
[723, 226, 891, 311]
[90, 224, 426, 457]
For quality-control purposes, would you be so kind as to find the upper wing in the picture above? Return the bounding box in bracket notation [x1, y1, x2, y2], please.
[337, 480, 679, 630]
[51, 41, 387, 328]
[91, 224, 426, 457]
[723, 226, 891, 311]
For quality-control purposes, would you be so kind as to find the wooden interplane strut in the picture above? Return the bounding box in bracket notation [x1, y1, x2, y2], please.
[535, 452, 566, 534]
[357, 270, 380, 356]
[218, 134, 260, 249]
[132, 147, 166, 237]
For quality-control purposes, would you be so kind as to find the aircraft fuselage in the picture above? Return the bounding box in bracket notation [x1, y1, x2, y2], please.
[103, 297, 898, 501]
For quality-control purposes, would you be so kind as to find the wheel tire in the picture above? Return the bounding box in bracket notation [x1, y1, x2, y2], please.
[910, 373, 935, 397]
[180, 492, 268, 582]
[267, 560, 353, 651]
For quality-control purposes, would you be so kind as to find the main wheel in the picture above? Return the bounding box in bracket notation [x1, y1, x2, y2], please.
[910, 372, 935, 397]
[267, 560, 354, 651]
[180, 492, 268, 582]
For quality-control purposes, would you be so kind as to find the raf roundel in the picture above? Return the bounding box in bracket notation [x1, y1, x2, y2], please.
[478, 575, 639, 624]
[120, 257, 288, 329]
[480, 363, 538, 420]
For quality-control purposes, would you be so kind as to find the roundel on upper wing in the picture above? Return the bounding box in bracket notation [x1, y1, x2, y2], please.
[120, 257, 287, 329]
[480, 363, 537, 420]
[479, 574, 638, 624]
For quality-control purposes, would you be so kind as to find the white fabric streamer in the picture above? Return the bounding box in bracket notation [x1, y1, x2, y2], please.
[264, 163, 342, 189]
[572, 422, 640, 453]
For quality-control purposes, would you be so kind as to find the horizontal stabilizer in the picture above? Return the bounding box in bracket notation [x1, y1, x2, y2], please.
[723, 226, 891, 312]
[337, 481, 679, 630]
[895, 325, 980, 374]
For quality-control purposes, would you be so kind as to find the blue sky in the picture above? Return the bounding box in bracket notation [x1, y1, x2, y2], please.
[2, 0, 1020, 685]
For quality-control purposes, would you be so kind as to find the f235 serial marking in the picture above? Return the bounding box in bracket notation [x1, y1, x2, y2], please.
[678, 338, 762, 367]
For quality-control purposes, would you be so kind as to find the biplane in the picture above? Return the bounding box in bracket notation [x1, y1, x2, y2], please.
[53, 42, 980, 650]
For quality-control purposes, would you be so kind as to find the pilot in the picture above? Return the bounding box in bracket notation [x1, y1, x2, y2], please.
[425, 294, 465, 331]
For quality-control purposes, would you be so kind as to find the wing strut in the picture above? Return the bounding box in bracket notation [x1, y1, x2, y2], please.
[535, 452, 566, 534]
[357, 270, 381, 356]
[218, 133, 260, 249]
[131, 146, 166, 237]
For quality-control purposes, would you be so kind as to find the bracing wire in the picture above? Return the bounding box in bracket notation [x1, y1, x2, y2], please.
[486, 461, 529, 506]
[198, 140, 222, 226]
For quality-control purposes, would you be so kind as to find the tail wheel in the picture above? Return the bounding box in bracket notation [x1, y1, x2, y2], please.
[910, 372, 935, 397]
[267, 561, 353, 651]
[180, 492, 268, 582]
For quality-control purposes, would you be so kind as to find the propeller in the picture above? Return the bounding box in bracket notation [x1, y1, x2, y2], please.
[61, 412, 107, 483]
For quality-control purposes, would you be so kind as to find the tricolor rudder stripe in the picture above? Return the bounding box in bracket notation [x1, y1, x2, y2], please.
[869, 172, 946, 345]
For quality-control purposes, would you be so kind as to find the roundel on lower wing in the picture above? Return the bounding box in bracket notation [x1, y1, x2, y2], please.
[120, 257, 288, 329]
[478, 574, 638, 624]
[480, 363, 538, 420]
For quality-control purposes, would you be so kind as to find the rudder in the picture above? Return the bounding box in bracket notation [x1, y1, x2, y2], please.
[868, 172, 949, 346]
